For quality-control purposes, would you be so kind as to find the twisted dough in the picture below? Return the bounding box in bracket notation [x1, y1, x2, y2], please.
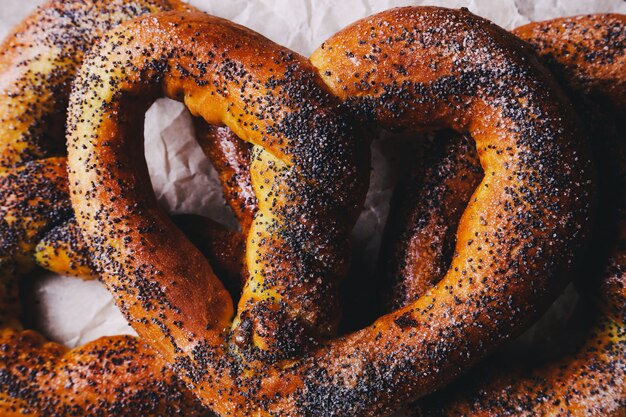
[0, 1, 224, 415]
[68, 7, 593, 416]
[398, 14, 624, 416]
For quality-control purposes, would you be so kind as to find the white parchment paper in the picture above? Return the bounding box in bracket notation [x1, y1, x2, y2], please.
[2, 0, 625, 403]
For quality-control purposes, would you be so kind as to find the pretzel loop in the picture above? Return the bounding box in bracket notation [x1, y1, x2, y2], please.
[68, 11, 367, 362]
[68, 7, 594, 416]
[0, 1, 215, 415]
[410, 14, 626, 415]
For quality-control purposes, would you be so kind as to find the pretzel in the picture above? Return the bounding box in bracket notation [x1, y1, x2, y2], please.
[0, 0, 230, 415]
[380, 130, 481, 311]
[67, 7, 594, 416]
[376, 14, 625, 416]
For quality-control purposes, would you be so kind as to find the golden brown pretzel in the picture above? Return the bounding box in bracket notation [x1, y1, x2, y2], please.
[0, 1, 228, 415]
[68, 7, 593, 416]
[0, 159, 208, 416]
[35, 214, 246, 286]
[0, 0, 192, 169]
[380, 131, 481, 311]
[376, 14, 625, 416]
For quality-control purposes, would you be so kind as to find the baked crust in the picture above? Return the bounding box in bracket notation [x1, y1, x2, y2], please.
[68, 7, 593, 416]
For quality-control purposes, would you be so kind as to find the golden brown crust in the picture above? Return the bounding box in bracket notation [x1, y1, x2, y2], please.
[0, 160, 210, 416]
[393, 14, 626, 417]
[0, 329, 208, 417]
[514, 14, 626, 110]
[0, 158, 70, 326]
[415, 316, 625, 417]
[380, 131, 481, 310]
[67, 7, 593, 416]
[35, 214, 246, 285]
[194, 122, 256, 232]
[34, 217, 97, 279]
[513, 15, 626, 330]
[303, 7, 593, 415]
[0, 1, 214, 415]
[68, 11, 367, 413]
[0, 0, 191, 169]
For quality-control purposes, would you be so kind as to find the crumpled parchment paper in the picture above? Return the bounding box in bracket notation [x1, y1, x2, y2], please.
[2, 0, 625, 401]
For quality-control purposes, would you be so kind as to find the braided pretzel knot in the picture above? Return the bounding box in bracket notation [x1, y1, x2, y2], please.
[68, 7, 593, 416]
[0, 1, 226, 415]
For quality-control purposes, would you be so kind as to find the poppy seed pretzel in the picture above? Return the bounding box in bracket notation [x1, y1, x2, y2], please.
[0, 159, 210, 417]
[0, 0, 237, 415]
[0, 0, 194, 169]
[302, 8, 592, 415]
[380, 131, 481, 312]
[67, 4, 368, 391]
[0, 162, 241, 417]
[392, 14, 624, 416]
[0, 4, 256, 414]
[68, 7, 593, 416]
